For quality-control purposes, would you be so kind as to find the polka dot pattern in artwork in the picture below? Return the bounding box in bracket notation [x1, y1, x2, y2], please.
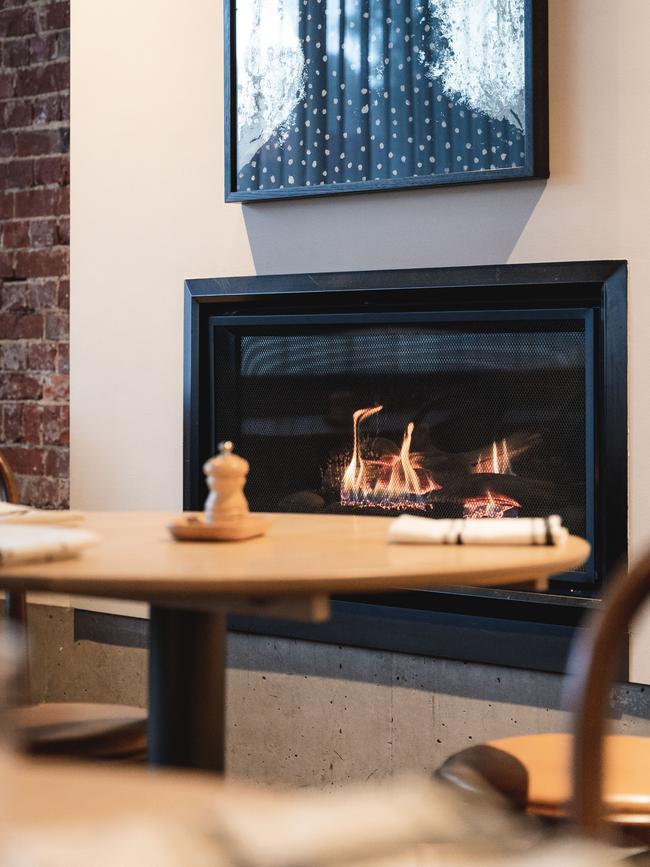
[236, 0, 526, 193]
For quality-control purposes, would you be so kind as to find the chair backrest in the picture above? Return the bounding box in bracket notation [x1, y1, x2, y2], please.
[569, 552, 650, 835]
[0, 452, 19, 505]
[0, 452, 30, 703]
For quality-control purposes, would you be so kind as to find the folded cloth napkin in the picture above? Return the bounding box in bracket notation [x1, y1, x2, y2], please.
[0, 525, 98, 566]
[388, 514, 569, 546]
[0, 503, 85, 526]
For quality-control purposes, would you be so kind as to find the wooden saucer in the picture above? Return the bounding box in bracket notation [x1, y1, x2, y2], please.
[168, 513, 271, 542]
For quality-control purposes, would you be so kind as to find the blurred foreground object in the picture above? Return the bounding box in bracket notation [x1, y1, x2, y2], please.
[438, 550, 650, 843]
[0, 760, 622, 867]
[0, 454, 147, 761]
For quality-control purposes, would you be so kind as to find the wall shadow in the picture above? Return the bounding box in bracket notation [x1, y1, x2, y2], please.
[240, 0, 587, 276]
[228, 632, 650, 722]
[242, 180, 546, 275]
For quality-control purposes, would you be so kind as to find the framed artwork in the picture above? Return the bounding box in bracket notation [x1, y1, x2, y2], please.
[225, 0, 548, 202]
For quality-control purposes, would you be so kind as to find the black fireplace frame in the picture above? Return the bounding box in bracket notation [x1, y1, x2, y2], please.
[184, 260, 627, 673]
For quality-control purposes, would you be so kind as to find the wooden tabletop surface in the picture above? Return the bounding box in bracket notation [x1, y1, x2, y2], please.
[0, 512, 590, 602]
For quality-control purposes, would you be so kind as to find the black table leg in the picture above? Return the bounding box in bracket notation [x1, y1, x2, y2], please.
[148, 606, 226, 772]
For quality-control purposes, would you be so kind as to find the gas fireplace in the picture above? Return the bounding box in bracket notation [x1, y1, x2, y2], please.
[184, 262, 627, 670]
[231, 318, 589, 542]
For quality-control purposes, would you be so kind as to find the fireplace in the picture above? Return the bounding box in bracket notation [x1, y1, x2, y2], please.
[222, 317, 589, 539]
[184, 262, 627, 671]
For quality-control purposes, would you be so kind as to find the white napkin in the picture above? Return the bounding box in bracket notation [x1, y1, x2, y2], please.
[0, 525, 98, 566]
[388, 514, 569, 546]
[0, 503, 85, 526]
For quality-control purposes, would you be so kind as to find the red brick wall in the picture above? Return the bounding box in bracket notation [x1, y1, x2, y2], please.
[0, 0, 70, 508]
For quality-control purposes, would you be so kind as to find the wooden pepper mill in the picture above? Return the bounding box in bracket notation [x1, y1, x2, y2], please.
[203, 441, 250, 522]
[169, 441, 270, 542]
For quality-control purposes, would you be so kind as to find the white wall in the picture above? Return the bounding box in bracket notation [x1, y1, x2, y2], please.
[70, 0, 650, 679]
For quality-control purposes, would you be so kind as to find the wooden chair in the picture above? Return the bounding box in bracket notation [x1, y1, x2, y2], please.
[0, 452, 147, 760]
[437, 553, 650, 842]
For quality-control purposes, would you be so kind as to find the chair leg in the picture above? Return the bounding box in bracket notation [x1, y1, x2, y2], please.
[4, 591, 31, 706]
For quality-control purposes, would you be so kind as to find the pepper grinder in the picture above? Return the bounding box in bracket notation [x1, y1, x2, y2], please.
[169, 441, 270, 541]
[203, 441, 250, 522]
[200, 441, 270, 540]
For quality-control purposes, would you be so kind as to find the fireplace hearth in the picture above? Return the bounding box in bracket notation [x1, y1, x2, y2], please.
[184, 262, 627, 670]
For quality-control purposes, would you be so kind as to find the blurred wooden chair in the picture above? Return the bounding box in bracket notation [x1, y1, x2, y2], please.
[0, 451, 147, 760]
[437, 553, 650, 842]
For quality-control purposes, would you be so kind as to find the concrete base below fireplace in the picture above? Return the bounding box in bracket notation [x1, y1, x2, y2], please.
[21, 601, 650, 787]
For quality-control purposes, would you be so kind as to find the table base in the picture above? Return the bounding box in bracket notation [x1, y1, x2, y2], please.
[148, 606, 226, 772]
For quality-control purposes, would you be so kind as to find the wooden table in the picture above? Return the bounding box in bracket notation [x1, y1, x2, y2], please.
[0, 512, 590, 773]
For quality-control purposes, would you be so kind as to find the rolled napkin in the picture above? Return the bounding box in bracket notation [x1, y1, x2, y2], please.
[389, 514, 569, 546]
[0, 525, 99, 566]
[0, 503, 85, 526]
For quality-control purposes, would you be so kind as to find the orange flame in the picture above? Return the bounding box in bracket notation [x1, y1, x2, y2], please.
[341, 405, 384, 497]
[473, 439, 514, 475]
[341, 408, 441, 510]
[463, 490, 521, 519]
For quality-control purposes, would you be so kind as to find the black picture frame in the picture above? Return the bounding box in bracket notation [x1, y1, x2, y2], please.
[225, 0, 548, 203]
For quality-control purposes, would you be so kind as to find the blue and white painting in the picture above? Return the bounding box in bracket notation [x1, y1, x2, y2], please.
[234, 0, 528, 195]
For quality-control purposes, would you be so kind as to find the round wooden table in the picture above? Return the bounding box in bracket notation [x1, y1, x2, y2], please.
[0, 512, 590, 773]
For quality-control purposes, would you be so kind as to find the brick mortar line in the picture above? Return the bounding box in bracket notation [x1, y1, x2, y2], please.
[1, 92, 71, 101]
[0, 3, 68, 9]
[1, 90, 70, 98]
[13, 478, 69, 484]
[0, 115, 70, 124]
[3, 120, 70, 132]
[0, 96, 70, 101]
[0, 243, 69, 249]
[0, 182, 69, 188]
[0, 198, 69, 205]
[0, 162, 69, 168]
[0, 57, 69, 65]
[0, 217, 68, 223]
[1, 31, 70, 39]
[0, 32, 70, 42]
[0, 131, 69, 139]
[2, 444, 69, 448]
[0, 93, 71, 104]
[0, 146, 69, 151]
[0, 156, 70, 163]
[0, 136, 69, 144]
[1, 116, 70, 122]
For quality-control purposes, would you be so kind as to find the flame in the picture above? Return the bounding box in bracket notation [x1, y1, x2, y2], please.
[341, 405, 384, 496]
[463, 490, 521, 519]
[473, 439, 513, 475]
[341, 408, 441, 510]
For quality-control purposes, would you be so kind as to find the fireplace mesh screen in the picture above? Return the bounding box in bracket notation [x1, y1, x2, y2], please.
[216, 322, 587, 538]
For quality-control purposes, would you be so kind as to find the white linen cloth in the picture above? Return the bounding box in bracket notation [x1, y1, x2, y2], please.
[388, 514, 569, 546]
[0, 502, 84, 526]
[0, 505, 96, 565]
[0, 524, 98, 566]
